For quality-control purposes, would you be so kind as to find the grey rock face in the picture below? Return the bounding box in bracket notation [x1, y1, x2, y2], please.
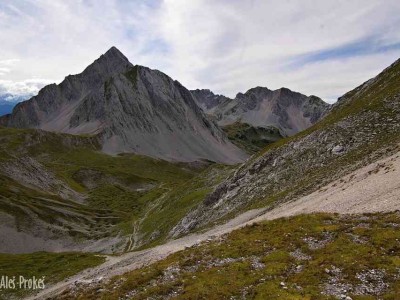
[0, 47, 247, 164]
[191, 89, 231, 111]
[191, 87, 330, 136]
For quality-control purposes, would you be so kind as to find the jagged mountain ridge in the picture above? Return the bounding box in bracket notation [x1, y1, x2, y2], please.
[190, 89, 231, 112]
[172, 57, 400, 236]
[0, 47, 247, 164]
[191, 87, 330, 136]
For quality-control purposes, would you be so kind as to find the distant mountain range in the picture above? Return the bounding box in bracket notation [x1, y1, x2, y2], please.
[191, 87, 329, 137]
[0, 47, 328, 162]
[0, 93, 32, 116]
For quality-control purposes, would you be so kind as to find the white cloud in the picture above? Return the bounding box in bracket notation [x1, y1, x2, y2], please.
[0, 59, 20, 76]
[0, 0, 160, 88]
[153, 0, 400, 102]
[0, 59, 20, 66]
[0, 78, 53, 96]
[0, 0, 399, 103]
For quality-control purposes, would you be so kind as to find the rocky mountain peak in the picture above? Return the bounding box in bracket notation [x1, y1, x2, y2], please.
[277, 87, 293, 94]
[245, 86, 272, 95]
[191, 89, 230, 111]
[235, 86, 270, 100]
[102, 46, 130, 63]
[80, 46, 132, 78]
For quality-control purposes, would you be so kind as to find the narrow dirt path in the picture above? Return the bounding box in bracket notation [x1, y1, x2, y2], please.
[128, 185, 171, 251]
[27, 150, 400, 300]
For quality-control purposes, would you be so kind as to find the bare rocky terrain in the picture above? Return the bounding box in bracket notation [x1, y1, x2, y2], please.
[192, 87, 329, 136]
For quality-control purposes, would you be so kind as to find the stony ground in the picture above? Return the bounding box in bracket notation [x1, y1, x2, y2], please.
[250, 148, 400, 222]
[53, 212, 400, 299]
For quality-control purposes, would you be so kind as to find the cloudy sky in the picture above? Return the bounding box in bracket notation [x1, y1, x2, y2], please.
[1, 0, 400, 103]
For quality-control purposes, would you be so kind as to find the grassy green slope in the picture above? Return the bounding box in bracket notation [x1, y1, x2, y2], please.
[60, 212, 400, 299]
[0, 252, 105, 300]
[138, 164, 234, 249]
[222, 122, 284, 154]
[0, 127, 235, 252]
[0, 174, 122, 240]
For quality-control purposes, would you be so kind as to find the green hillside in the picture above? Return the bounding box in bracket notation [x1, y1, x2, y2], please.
[0, 252, 105, 299]
[0, 127, 235, 253]
[222, 122, 284, 154]
[58, 212, 400, 299]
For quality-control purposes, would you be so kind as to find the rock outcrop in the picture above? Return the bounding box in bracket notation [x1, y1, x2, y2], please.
[191, 89, 231, 112]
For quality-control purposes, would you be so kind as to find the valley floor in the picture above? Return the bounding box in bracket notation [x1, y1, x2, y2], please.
[25, 147, 400, 299]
